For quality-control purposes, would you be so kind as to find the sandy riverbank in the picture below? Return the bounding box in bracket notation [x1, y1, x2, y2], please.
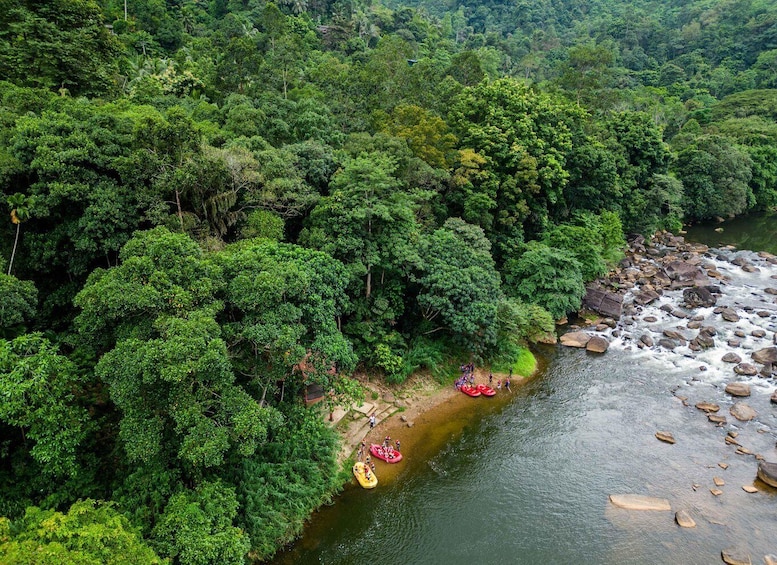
[339, 366, 533, 484]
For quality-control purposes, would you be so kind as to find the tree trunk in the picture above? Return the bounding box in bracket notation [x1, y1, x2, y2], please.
[366, 268, 371, 298]
[175, 189, 184, 230]
[7, 223, 20, 275]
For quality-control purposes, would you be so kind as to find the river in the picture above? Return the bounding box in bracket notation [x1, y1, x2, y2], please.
[273, 217, 777, 565]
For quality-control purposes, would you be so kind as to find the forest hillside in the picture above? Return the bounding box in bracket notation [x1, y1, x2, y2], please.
[1, 0, 776, 562]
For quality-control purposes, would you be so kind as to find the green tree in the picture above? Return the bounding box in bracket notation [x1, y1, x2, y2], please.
[0, 0, 121, 96]
[152, 481, 248, 565]
[415, 218, 501, 355]
[674, 134, 754, 220]
[503, 242, 585, 320]
[0, 274, 37, 335]
[0, 334, 92, 478]
[0, 500, 165, 565]
[449, 78, 583, 256]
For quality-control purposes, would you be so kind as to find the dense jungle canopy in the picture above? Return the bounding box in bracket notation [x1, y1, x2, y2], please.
[1, 0, 776, 562]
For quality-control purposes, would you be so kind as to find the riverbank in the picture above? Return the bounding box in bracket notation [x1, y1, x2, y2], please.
[334, 360, 538, 482]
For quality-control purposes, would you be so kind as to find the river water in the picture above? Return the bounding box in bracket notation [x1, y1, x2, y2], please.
[274, 218, 777, 565]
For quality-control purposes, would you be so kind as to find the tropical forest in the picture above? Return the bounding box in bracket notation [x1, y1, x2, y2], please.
[1, 0, 777, 562]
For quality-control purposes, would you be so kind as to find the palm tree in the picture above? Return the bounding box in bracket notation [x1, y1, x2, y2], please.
[7, 193, 33, 276]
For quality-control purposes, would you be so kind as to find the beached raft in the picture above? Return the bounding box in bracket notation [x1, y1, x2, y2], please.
[370, 444, 403, 463]
[353, 461, 377, 489]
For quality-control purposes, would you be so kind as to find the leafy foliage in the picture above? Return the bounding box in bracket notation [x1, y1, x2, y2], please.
[0, 500, 164, 565]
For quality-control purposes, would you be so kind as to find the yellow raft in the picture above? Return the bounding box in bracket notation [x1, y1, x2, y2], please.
[353, 461, 378, 489]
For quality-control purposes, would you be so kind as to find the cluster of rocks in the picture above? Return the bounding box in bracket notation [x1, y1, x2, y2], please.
[562, 231, 777, 380]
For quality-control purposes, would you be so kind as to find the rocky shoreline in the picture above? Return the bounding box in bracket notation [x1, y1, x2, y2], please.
[562, 230, 777, 564]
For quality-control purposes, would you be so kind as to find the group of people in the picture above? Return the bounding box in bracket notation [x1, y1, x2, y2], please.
[456, 364, 513, 392]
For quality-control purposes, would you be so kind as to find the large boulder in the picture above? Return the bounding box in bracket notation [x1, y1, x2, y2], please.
[675, 510, 696, 528]
[734, 363, 758, 376]
[664, 260, 703, 282]
[720, 307, 740, 322]
[721, 352, 742, 364]
[721, 548, 752, 565]
[758, 461, 777, 489]
[633, 289, 661, 306]
[560, 331, 590, 348]
[586, 335, 609, 353]
[683, 286, 717, 308]
[751, 346, 777, 365]
[730, 402, 757, 422]
[582, 287, 623, 319]
[725, 382, 751, 397]
[609, 494, 671, 511]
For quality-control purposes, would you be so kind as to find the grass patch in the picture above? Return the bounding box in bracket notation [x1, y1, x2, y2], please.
[491, 345, 537, 377]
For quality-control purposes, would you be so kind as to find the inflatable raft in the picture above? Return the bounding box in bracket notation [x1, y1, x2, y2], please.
[353, 461, 377, 489]
[476, 383, 496, 397]
[370, 444, 403, 463]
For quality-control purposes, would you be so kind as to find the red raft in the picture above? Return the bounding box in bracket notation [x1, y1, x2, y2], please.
[370, 444, 403, 463]
[459, 384, 481, 397]
[476, 384, 496, 397]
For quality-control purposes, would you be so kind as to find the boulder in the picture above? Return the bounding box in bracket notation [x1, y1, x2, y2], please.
[560, 331, 590, 348]
[582, 287, 624, 319]
[765, 287, 777, 295]
[609, 494, 671, 511]
[730, 402, 757, 422]
[675, 510, 696, 528]
[771, 391, 777, 404]
[725, 382, 751, 397]
[721, 352, 742, 364]
[691, 332, 715, 349]
[655, 431, 676, 444]
[658, 338, 678, 350]
[765, 555, 777, 565]
[664, 260, 703, 282]
[720, 307, 740, 322]
[751, 329, 766, 338]
[734, 363, 758, 376]
[695, 401, 720, 412]
[683, 286, 717, 308]
[586, 335, 609, 353]
[757, 461, 777, 489]
[708, 414, 727, 424]
[633, 289, 660, 306]
[751, 346, 777, 365]
[721, 548, 752, 565]
[663, 329, 687, 342]
[640, 334, 654, 347]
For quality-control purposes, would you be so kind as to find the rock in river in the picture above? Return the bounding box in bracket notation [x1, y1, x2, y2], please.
[609, 494, 671, 511]
[734, 363, 758, 376]
[560, 331, 590, 348]
[730, 402, 757, 422]
[586, 335, 609, 353]
[655, 431, 676, 444]
[751, 346, 777, 365]
[721, 352, 742, 364]
[721, 547, 752, 565]
[695, 401, 720, 412]
[757, 461, 777, 489]
[675, 510, 696, 528]
[724, 382, 751, 397]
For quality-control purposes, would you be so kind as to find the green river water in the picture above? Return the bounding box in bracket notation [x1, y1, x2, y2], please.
[273, 214, 777, 565]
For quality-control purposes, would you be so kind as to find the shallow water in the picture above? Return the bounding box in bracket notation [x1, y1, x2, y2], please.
[272, 240, 777, 565]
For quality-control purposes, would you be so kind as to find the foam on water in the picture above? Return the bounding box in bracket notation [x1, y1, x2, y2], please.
[591, 248, 777, 405]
